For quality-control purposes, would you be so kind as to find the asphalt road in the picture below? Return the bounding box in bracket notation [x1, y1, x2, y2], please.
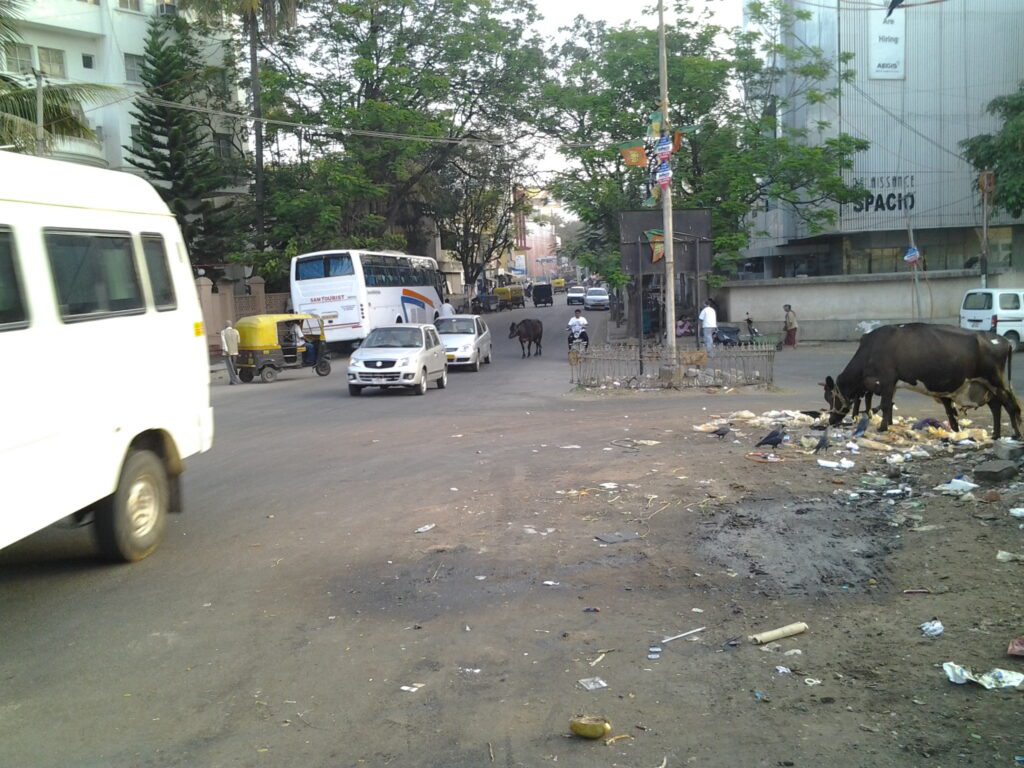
[0, 307, 869, 768]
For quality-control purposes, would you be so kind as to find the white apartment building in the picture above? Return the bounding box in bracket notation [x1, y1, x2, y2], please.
[2, 0, 235, 172]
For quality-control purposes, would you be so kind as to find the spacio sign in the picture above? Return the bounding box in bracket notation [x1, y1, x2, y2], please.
[851, 173, 917, 214]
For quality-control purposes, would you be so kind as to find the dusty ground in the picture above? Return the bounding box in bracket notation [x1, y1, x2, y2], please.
[362, 392, 1024, 768]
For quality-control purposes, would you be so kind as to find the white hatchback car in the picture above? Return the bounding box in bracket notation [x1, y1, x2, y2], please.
[584, 287, 610, 310]
[435, 315, 492, 371]
[347, 324, 447, 396]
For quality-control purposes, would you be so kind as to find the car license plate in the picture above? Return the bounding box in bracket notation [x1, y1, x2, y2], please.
[447, 354, 455, 361]
[969, 319, 981, 325]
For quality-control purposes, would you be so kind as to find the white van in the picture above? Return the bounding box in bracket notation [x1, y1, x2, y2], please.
[960, 288, 1024, 348]
[0, 152, 213, 561]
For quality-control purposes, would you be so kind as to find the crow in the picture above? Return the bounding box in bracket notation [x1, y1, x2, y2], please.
[755, 428, 785, 449]
[912, 417, 943, 431]
[812, 428, 831, 454]
[852, 413, 869, 438]
[885, 0, 905, 19]
[711, 424, 732, 439]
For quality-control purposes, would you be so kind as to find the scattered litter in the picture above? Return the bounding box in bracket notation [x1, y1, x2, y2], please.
[475, 575, 487, 581]
[775, 666, 792, 675]
[942, 662, 1024, 690]
[662, 626, 705, 644]
[583, 607, 600, 613]
[1008, 637, 1024, 657]
[934, 478, 979, 495]
[996, 550, 1024, 563]
[1010, 508, 1024, 519]
[450, 487, 459, 491]
[753, 690, 770, 702]
[598, 482, 619, 490]
[749, 622, 808, 645]
[569, 716, 611, 739]
[804, 678, 823, 687]
[414, 524, 436, 534]
[816, 459, 839, 469]
[542, 580, 560, 586]
[399, 684, 425, 693]
[458, 667, 481, 674]
[903, 588, 932, 595]
[783, 649, 803, 657]
[605, 734, 633, 746]
[578, 677, 608, 691]
[920, 619, 944, 638]
[594, 531, 641, 544]
[692, 608, 704, 613]
[860, 475, 891, 488]
[561, 445, 582, 449]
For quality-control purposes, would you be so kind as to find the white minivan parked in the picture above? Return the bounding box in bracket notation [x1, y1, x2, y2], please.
[0, 152, 213, 561]
[960, 288, 1024, 348]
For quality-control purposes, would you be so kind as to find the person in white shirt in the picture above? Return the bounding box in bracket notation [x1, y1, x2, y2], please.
[220, 322, 241, 384]
[698, 299, 717, 358]
[567, 308, 589, 350]
[438, 297, 456, 318]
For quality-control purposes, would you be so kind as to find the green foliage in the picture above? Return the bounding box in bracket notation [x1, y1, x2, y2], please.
[126, 18, 238, 261]
[542, 0, 868, 277]
[962, 83, 1024, 218]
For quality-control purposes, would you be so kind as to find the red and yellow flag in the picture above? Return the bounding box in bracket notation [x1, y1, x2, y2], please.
[618, 140, 648, 168]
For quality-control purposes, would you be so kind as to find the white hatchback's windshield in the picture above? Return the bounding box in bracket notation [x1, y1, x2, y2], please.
[363, 327, 423, 348]
[436, 318, 476, 335]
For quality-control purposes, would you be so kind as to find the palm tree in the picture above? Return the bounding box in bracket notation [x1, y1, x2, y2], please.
[1, 0, 117, 152]
[179, 0, 298, 245]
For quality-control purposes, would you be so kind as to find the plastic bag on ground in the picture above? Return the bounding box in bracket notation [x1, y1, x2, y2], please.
[942, 662, 1024, 690]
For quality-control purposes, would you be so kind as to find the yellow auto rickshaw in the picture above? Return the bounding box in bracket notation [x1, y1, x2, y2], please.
[493, 285, 525, 310]
[235, 314, 331, 383]
[551, 278, 567, 293]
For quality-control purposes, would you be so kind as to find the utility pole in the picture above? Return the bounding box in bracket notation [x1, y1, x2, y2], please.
[657, 0, 677, 378]
[34, 69, 45, 156]
[979, 170, 994, 289]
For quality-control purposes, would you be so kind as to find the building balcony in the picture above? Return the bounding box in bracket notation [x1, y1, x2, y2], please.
[51, 136, 108, 168]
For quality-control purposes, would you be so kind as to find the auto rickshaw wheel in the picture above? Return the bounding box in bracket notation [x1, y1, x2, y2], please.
[238, 368, 254, 383]
[260, 367, 278, 384]
[315, 359, 332, 376]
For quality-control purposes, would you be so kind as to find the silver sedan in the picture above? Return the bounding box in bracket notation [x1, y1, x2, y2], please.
[435, 315, 492, 372]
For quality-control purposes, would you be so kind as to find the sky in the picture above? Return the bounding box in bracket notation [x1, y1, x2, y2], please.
[532, 0, 744, 40]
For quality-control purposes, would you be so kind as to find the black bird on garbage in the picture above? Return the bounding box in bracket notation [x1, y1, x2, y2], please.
[885, 0, 905, 19]
[755, 427, 785, 449]
[913, 417, 942, 431]
[812, 428, 831, 454]
[852, 413, 869, 438]
[711, 424, 732, 439]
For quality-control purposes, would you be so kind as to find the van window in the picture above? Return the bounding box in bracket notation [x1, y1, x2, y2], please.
[999, 293, 1020, 311]
[0, 228, 29, 329]
[295, 255, 326, 280]
[963, 292, 992, 311]
[46, 230, 144, 320]
[325, 253, 353, 277]
[141, 235, 177, 311]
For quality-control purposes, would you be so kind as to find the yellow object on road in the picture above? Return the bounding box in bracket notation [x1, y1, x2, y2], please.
[569, 716, 611, 739]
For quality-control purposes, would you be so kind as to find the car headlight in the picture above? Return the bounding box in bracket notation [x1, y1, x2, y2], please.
[398, 357, 410, 366]
[350, 358, 363, 368]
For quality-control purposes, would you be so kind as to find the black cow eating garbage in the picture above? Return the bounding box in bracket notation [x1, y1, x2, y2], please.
[823, 323, 1022, 439]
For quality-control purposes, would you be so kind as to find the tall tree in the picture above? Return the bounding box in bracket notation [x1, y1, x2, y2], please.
[1, 0, 116, 152]
[962, 83, 1024, 218]
[125, 18, 227, 256]
[541, 1, 868, 278]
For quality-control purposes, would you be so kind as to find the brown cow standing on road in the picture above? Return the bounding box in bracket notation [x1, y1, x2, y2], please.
[509, 319, 543, 358]
[823, 323, 1022, 439]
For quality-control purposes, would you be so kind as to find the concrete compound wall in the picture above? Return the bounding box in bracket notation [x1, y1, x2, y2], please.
[720, 269, 1017, 341]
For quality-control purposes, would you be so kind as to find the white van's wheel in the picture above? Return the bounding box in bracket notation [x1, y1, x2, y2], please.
[95, 450, 168, 562]
[1005, 331, 1020, 351]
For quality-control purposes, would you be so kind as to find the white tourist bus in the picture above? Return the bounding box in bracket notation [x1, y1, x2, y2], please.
[0, 152, 214, 561]
[290, 250, 446, 345]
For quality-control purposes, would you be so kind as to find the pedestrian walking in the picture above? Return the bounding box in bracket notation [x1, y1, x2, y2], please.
[221, 321, 241, 384]
[698, 299, 717, 358]
[783, 304, 798, 348]
[438, 296, 456, 318]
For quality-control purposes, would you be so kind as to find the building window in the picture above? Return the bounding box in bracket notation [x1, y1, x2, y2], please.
[118, 0, 142, 10]
[214, 133, 234, 160]
[38, 47, 66, 78]
[124, 54, 144, 83]
[3, 43, 33, 75]
[45, 230, 145, 320]
[82, 53, 95, 69]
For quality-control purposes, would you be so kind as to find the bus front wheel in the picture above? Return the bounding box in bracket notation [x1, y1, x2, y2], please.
[94, 450, 169, 562]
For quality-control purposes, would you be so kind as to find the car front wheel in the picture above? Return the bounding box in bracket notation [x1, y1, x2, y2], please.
[415, 368, 428, 395]
[437, 366, 448, 388]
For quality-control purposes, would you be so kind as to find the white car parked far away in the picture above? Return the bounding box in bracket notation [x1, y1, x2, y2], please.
[436, 315, 492, 371]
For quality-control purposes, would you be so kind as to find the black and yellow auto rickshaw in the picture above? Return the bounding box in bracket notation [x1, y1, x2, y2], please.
[235, 314, 331, 383]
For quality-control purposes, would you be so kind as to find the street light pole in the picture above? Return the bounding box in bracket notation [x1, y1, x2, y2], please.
[657, 0, 677, 378]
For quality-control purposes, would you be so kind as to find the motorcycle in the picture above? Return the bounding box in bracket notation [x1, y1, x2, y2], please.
[745, 313, 762, 339]
[567, 324, 590, 352]
[714, 326, 741, 346]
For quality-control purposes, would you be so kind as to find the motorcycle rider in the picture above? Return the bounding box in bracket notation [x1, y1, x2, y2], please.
[568, 308, 589, 350]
